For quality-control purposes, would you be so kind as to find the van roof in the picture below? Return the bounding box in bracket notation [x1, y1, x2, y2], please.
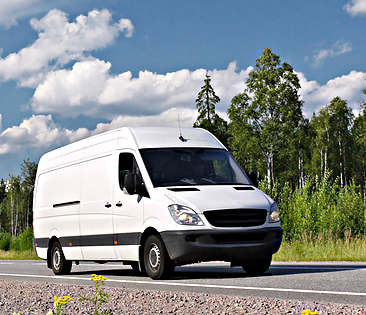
[129, 127, 224, 149]
[38, 127, 225, 172]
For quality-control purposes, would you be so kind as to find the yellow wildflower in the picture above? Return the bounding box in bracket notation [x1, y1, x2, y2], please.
[54, 295, 73, 307]
[91, 274, 108, 281]
[301, 310, 319, 315]
[91, 274, 108, 285]
[46, 310, 54, 315]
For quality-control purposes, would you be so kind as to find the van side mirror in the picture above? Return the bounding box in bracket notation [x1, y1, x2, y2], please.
[249, 171, 258, 187]
[124, 172, 149, 198]
[124, 172, 136, 195]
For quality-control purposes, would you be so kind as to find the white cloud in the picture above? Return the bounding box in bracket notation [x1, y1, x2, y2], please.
[313, 41, 352, 65]
[344, 0, 366, 16]
[0, 0, 43, 28]
[0, 9, 134, 87]
[119, 19, 134, 38]
[298, 70, 366, 116]
[0, 115, 89, 155]
[31, 60, 250, 119]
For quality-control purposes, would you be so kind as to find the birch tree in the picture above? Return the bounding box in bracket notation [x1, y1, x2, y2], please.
[328, 97, 353, 187]
[311, 108, 331, 178]
[228, 48, 303, 186]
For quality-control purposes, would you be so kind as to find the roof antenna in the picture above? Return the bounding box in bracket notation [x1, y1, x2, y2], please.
[178, 113, 186, 142]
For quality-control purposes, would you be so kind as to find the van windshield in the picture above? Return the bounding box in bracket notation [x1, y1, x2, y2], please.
[140, 148, 251, 187]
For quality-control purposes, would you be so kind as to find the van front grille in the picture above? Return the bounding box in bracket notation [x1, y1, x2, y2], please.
[203, 209, 267, 227]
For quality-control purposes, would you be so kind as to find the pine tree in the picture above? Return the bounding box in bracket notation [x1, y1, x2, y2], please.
[194, 72, 229, 146]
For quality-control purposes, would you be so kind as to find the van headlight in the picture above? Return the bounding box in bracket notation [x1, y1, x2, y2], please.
[168, 205, 204, 226]
[269, 202, 280, 223]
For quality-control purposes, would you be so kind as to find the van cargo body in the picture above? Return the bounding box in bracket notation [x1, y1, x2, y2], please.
[33, 127, 282, 279]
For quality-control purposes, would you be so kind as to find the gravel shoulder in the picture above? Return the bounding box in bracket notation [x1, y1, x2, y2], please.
[0, 279, 365, 315]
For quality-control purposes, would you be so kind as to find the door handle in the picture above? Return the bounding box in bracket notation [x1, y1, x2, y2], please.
[116, 201, 122, 207]
[105, 202, 112, 208]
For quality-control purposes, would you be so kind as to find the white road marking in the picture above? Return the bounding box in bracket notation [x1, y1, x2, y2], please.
[0, 272, 365, 297]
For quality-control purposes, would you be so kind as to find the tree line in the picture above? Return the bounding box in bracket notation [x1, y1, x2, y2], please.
[194, 48, 366, 196]
[0, 159, 37, 237]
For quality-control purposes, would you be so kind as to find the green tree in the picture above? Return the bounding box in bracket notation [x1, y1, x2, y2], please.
[0, 179, 7, 231]
[328, 97, 353, 187]
[228, 48, 303, 186]
[310, 97, 354, 186]
[288, 117, 312, 188]
[194, 72, 229, 147]
[353, 89, 366, 195]
[310, 108, 331, 178]
[0, 179, 6, 204]
[8, 175, 22, 236]
[20, 159, 37, 228]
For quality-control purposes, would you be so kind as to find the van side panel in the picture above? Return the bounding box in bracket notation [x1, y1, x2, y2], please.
[79, 154, 116, 259]
[33, 163, 83, 260]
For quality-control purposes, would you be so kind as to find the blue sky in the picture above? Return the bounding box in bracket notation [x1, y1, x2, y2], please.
[0, 0, 366, 179]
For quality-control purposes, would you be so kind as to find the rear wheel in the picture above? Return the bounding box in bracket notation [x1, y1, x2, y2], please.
[242, 256, 272, 276]
[143, 235, 173, 280]
[50, 241, 72, 275]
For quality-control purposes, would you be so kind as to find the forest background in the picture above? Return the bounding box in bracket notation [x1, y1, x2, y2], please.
[0, 48, 365, 259]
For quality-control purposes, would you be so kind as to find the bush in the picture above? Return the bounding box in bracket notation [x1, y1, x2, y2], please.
[17, 226, 33, 251]
[10, 237, 20, 251]
[260, 174, 366, 241]
[0, 232, 11, 251]
[8, 227, 34, 252]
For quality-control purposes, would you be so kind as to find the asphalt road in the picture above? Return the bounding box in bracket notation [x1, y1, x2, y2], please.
[0, 260, 365, 306]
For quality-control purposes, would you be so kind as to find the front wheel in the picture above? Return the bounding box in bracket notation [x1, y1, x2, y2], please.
[242, 256, 272, 276]
[143, 235, 173, 280]
[50, 241, 72, 275]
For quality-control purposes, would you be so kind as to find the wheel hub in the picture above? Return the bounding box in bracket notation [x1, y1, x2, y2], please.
[53, 249, 61, 270]
[148, 244, 160, 269]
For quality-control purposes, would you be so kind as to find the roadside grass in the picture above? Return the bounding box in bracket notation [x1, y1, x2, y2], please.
[0, 249, 40, 260]
[274, 235, 366, 262]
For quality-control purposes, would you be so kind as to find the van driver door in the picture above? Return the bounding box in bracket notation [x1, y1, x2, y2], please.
[112, 151, 144, 261]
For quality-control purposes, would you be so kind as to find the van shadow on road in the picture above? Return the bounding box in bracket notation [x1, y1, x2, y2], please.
[69, 263, 366, 280]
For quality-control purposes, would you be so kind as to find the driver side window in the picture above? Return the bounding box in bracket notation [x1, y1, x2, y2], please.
[119, 153, 142, 190]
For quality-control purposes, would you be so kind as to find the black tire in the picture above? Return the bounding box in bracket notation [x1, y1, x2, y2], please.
[143, 235, 173, 280]
[50, 241, 72, 275]
[242, 256, 272, 276]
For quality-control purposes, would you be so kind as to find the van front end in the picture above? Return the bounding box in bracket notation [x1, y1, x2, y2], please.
[161, 226, 282, 266]
[159, 196, 282, 272]
[140, 146, 283, 277]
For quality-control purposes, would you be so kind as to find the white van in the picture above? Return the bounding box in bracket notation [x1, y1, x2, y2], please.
[33, 127, 282, 279]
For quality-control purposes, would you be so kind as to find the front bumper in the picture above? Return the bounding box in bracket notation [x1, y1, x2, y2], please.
[161, 226, 282, 265]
